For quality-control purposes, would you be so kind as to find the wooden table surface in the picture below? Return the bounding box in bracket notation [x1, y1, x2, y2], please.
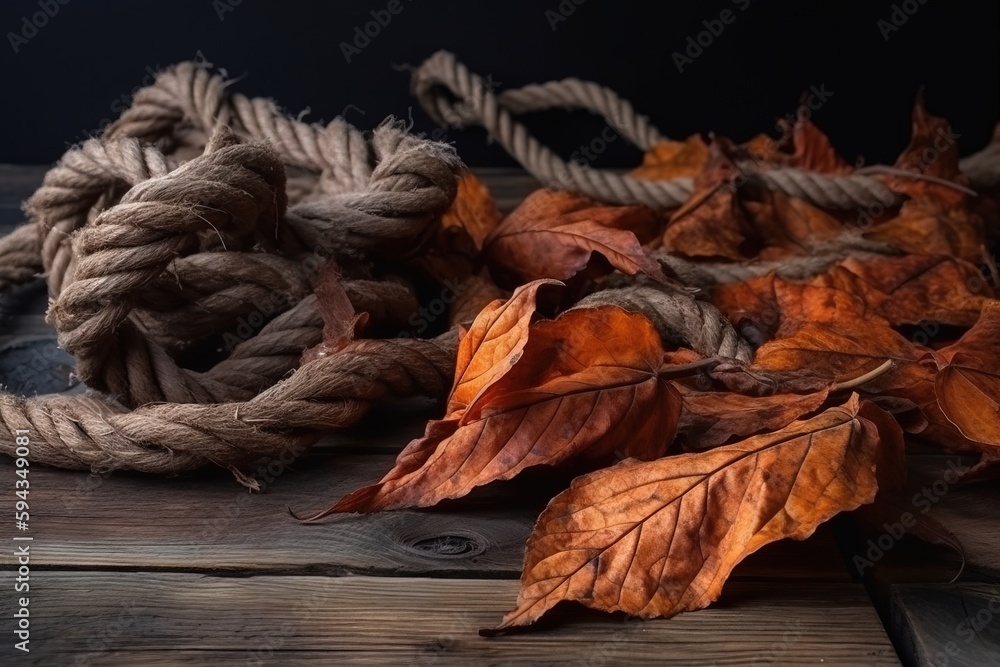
[0, 166, 997, 666]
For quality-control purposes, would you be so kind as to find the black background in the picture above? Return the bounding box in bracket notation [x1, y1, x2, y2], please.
[1, 0, 997, 167]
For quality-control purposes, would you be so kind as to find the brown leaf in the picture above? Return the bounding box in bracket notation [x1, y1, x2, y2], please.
[314, 304, 680, 515]
[885, 98, 966, 202]
[490, 395, 900, 631]
[863, 198, 985, 264]
[747, 291, 985, 454]
[930, 300, 1000, 456]
[448, 279, 560, 417]
[743, 190, 844, 260]
[811, 255, 992, 327]
[786, 119, 852, 174]
[484, 190, 663, 285]
[675, 384, 830, 451]
[663, 150, 757, 260]
[630, 135, 710, 181]
[300, 262, 366, 364]
[441, 171, 503, 250]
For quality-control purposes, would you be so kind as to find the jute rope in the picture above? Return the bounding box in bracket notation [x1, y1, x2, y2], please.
[0, 63, 466, 479]
[411, 50, 1000, 209]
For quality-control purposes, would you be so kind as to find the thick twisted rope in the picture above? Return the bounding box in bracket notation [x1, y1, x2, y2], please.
[0, 335, 455, 477]
[0, 63, 466, 480]
[412, 50, 1000, 210]
[576, 285, 755, 363]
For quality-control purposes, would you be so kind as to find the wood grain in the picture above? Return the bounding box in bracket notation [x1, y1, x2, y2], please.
[0, 572, 901, 666]
[0, 442, 852, 581]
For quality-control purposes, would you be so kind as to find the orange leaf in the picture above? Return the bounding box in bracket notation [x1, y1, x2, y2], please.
[490, 395, 900, 631]
[319, 305, 680, 515]
[484, 189, 664, 285]
[441, 171, 503, 250]
[931, 300, 1000, 455]
[814, 254, 992, 327]
[675, 384, 830, 451]
[448, 279, 560, 417]
[885, 98, 966, 202]
[787, 119, 852, 174]
[663, 151, 757, 260]
[630, 135, 710, 181]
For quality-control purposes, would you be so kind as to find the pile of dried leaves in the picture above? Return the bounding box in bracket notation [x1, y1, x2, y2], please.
[303, 102, 999, 633]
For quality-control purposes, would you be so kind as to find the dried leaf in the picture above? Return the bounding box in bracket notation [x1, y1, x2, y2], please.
[863, 198, 985, 264]
[484, 190, 664, 285]
[490, 395, 901, 631]
[314, 304, 680, 515]
[441, 171, 503, 250]
[743, 190, 844, 260]
[787, 119, 852, 174]
[931, 300, 1000, 456]
[448, 279, 560, 417]
[631, 135, 710, 181]
[300, 262, 366, 364]
[675, 384, 830, 451]
[811, 255, 992, 327]
[884, 98, 966, 202]
[663, 150, 757, 260]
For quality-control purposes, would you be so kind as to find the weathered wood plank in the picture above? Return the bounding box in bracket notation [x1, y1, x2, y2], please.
[888, 583, 1000, 667]
[1, 443, 852, 580]
[837, 453, 1000, 667]
[0, 572, 901, 666]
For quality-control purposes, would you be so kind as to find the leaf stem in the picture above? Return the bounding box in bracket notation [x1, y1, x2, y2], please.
[831, 360, 895, 392]
[658, 357, 722, 379]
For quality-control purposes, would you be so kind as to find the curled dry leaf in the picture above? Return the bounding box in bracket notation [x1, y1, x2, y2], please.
[300, 262, 367, 364]
[447, 279, 561, 416]
[306, 285, 680, 517]
[484, 189, 664, 285]
[489, 395, 902, 632]
[930, 300, 1000, 458]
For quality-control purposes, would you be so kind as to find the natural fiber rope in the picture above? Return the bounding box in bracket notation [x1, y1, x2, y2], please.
[576, 285, 755, 363]
[0, 63, 465, 479]
[0, 335, 455, 477]
[411, 50, 1000, 210]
